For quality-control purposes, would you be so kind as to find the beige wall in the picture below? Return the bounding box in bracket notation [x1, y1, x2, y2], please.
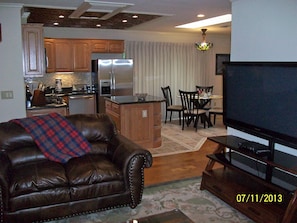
[0, 4, 26, 122]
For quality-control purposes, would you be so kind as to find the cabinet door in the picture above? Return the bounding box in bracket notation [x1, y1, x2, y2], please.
[91, 40, 109, 53]
[54, 39, 73, 72]
[22, 24, 45, 77]
[108, 40, 124, 53]
[26, 107, 68, 117]
[73, 40, 91, 72]
[44, 39, 55, 73]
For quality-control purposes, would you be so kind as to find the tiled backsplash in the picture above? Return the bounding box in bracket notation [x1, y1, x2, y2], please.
[25, 72, 93, 92]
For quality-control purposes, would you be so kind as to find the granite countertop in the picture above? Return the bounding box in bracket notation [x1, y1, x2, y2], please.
[26, 103, 68, 110]
[45, 91, 95, 97]
[106, 95, 165, 104]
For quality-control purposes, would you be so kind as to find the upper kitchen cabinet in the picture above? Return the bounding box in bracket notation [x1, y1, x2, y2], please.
[108, 40, 124, 53]
[22, 24, 45, 77]
[72, 40, 91, 72]
[45, 39, 91, 72]
[91, 40, 124, 53]
[54, 39, 74, 72]
[44, 39, 55, 73]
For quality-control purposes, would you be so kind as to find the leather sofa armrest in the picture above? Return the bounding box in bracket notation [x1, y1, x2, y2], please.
[111, 134, 152, 169]
[110, 134, 152, 207]
[0, 152, 11, 211]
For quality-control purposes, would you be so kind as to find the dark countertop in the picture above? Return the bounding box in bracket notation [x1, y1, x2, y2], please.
[26, 103, 68, 110]
[27, 91, 95, 111]
[45, 91, 95, 97]
[106, 95, 165, 104]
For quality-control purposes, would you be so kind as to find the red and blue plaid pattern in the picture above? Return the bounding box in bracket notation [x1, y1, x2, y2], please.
[10, 113, 91, 163]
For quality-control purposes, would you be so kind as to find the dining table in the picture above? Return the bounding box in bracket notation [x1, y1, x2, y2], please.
[177, 93, 223, 127]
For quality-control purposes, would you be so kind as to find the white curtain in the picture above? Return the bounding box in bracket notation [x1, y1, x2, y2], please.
[125, 41, 210, 103]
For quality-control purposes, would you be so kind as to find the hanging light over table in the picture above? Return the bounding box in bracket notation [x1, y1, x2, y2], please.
[195, 29, 213, 51]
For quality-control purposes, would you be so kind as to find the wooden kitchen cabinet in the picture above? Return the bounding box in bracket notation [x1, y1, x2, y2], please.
[43, 38, 124, 73]
[44, 38, 55, 73]
[105, 99, 162, 148]
[108, 40, 124, 53]
[22, 24, 45, 77]
[72, 40, 91, 72]
[26, 107, 68, 117]
[91, 39, 124, 53]
[45, 39, 91, 72]
[54, 39, 73, 72]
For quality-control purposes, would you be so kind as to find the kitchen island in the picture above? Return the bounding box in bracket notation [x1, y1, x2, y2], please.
[105, 95, 165, 148]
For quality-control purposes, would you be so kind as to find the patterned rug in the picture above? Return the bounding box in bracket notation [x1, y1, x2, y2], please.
[148, 120, 227, 157]
[47, 177, 254, 223]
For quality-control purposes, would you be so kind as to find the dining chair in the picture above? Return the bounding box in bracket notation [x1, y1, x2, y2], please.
[179, 90, 207, 131]
[209, 107, 223, 125]
[196, 85, 214, 95]
[196, 85, 214, 110]
[161, 86, 184, 125]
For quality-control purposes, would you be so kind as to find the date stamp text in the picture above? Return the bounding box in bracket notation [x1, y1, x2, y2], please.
[236, 193, 283, 203]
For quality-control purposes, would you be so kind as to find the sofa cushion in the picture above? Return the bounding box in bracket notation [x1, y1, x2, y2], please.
[66, 114, 117, 142]
[9, 188, 71, 212]
[65, 154, 125, 199]
[0, 122, 34, 150]
[66, 154, 123, 185]
[9, 160, 68, 197]
[6, 146, 46, 167]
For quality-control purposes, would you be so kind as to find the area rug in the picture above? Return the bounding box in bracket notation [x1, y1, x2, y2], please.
[47, 177, 254, 223]
[148, 121, 227, 157]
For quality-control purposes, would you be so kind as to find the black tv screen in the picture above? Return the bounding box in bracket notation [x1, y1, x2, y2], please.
[224, 62, 297, 148]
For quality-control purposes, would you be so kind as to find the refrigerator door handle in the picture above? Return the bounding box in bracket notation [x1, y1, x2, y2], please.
[110, 71, 115, 95]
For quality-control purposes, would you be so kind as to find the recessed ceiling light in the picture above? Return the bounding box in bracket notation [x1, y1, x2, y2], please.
[53, 22, 59, 26]
[197, 14, 205, 18]
[122, 19, 128, 23]
[132, 15, 138, 19]
[176, 14, 232, 29]
[59, 15, 64, 19]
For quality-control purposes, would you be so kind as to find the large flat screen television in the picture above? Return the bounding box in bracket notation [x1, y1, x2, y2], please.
[224, 62, 297, 149]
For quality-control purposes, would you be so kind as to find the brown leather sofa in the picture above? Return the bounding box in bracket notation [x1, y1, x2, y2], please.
[0, 114, 152, 223]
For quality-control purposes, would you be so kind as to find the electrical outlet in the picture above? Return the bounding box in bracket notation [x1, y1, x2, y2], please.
[1, 90, 14, 99]
[142, 110, 147, 118]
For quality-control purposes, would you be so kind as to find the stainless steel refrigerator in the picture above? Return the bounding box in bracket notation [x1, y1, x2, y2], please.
[92, 59, 134, 113]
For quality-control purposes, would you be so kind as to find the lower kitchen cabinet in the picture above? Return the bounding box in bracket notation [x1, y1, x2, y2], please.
[105, 98, 162, 148]
[26, 107, 68, 117]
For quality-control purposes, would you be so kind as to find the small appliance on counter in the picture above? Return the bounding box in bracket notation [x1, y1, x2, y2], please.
[55, 78, 62, 93]
[25, 85, 32, 108]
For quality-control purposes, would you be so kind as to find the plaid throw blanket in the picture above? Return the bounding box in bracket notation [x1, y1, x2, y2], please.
[10, 113, 92, 163]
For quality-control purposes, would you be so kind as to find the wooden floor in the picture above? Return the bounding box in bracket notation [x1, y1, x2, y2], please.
[144, 119, 225, 187]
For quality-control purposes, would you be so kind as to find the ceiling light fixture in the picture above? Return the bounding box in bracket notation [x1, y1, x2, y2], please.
[176, 14, 232, 29]
[195, 29, 213, 51]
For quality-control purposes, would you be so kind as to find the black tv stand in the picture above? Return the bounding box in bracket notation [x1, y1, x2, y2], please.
[201, 135, 297, 223]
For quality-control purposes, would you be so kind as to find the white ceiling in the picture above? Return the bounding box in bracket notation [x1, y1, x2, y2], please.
[0, 0, 232, 34]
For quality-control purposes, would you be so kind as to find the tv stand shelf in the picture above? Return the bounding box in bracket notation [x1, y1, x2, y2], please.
[201, 135, 297, 223]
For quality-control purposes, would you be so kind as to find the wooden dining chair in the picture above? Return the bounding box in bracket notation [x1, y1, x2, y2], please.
[196, 85, 214, 110]
[179, 90, 207, 131]
[209, 107, 223, 125]
[161, 86, 183, 124]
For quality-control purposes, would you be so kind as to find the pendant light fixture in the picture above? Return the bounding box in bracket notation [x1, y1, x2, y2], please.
[195, 29, 213, 51]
